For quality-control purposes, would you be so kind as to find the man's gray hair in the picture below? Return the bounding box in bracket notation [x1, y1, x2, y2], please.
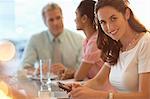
[42, 3, 62, 21]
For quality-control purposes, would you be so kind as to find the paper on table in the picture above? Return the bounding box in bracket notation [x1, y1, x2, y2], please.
[52, 78, 87, 85]
[27, 74, 58, 81]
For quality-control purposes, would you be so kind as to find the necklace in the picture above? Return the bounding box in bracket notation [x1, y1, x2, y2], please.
[121, 33, 140, 51]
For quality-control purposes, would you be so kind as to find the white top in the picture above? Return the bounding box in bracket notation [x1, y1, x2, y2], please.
[110, 32, 150, 92]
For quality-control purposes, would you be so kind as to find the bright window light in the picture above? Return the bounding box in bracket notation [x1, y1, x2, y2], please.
[130, 0, 150, 30]
[0, 0, 149, 40]
[0, 0, 82, 40]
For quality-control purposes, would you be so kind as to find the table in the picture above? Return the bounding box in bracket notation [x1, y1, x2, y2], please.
[0, 72, 71, 99]
[0, 59, 84, 99]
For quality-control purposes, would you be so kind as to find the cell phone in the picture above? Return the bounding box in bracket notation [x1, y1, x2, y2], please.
[57, 82, 72, 92]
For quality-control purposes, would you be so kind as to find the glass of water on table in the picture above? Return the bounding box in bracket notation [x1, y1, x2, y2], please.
[38, 59, 51, 96]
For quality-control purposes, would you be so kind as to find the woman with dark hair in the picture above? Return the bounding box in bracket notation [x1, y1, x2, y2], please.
[70, 0, 150, 99]
[74, 0, 104, 81]
[74, 0, 115, 91]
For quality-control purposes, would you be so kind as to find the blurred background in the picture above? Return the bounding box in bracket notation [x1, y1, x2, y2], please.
[0, 0, 150, 59]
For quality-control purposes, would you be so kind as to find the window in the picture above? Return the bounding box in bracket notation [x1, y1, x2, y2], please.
[130, 0, 150, 30]
[0, 0, 82, 40]
[0, 0, 82, 58]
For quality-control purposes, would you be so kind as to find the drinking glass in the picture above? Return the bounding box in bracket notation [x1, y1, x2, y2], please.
[39, 59, 51, 93]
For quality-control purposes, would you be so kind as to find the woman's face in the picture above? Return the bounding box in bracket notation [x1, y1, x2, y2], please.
[97, 6, 129, 41]
[74, 9, 84, 30]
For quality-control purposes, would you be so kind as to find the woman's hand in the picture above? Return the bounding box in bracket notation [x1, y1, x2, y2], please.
[70, 85, 101, 99]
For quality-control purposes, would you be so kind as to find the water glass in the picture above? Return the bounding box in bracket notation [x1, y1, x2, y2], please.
[39, 59, 51, 92]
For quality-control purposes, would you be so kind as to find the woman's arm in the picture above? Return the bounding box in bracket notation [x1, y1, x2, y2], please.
[74, 62, 93, 81]
[94, 72, 150, 99]
[70, 63, 111, 99]
[84, 62, 111, 90]
[71, 70, 150, 99]
[110, 72, 150, 99]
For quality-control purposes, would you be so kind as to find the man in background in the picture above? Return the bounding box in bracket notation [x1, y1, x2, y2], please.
[22, 3, 83, 79]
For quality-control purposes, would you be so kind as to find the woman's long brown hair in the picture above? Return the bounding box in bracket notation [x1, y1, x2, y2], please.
[95, 0, 148, 65]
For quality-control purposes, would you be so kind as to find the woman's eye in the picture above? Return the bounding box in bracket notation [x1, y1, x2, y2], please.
[111, 17, 117, 22]
[100, 21, 105, 25]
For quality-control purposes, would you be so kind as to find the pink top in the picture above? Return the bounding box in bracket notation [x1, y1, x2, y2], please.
[82, 33, 116, 91]
[82, 33, 103, 79]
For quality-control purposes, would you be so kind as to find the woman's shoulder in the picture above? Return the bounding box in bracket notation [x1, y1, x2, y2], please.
[87, 33, 98, 44]
[136, 32, 150, 53]
[139, 32, 150, 45]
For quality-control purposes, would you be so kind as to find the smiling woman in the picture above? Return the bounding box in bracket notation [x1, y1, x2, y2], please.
[70, 0, 150, 99]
